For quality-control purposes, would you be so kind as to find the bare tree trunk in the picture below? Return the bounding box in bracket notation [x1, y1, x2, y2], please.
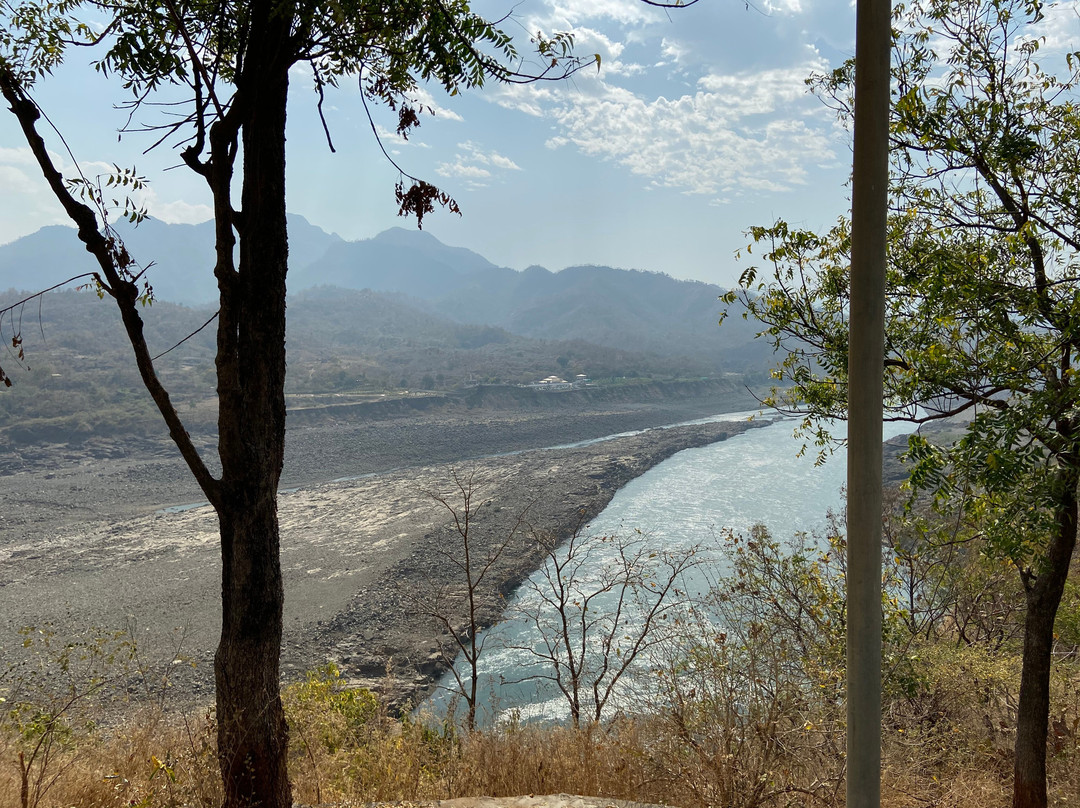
[212, 6, 293, 805]
[1013, 462, 1078, 808]
[215, 499, 290, 808]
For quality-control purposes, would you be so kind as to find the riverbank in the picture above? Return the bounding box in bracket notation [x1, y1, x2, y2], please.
[0, 402, 765, 706]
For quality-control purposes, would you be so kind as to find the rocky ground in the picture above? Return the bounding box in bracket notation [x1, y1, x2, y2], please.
[0, 390, 764, 708]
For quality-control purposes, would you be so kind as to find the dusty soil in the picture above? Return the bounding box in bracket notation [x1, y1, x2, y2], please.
[0, 393, 764, 707]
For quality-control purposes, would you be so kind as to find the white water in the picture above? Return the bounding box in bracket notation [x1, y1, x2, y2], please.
[428, 411, 912, 723]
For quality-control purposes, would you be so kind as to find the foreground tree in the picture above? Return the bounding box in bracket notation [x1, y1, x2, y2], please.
[0, 2, 589, 805]
[723, 1, 1080, 805]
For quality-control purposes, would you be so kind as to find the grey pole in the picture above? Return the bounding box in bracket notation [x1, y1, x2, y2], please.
[847, 0, 890, 806]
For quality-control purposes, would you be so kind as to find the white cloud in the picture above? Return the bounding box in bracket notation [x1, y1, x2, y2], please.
[659, 37, 687, 64]
[491, 21, 639, 88]
[0, 164, 31, 187]
[60, 161, 213, 227]
[475, 4, 839, 204]
[436, 141, 522, 185]
[143, 192, 213, 225]
[0, 149, 79, 243]
[0, 146, 40, 168]
[545, 0, 658, 26]
[485, 83, 559, 117]
[762, 0, 804, 14]
[544, 59, 837, 199]
[437, 161, 492, 180]
[488, 152, 522, 171]
[697, 65, 819, 115]
[568, 26, 626, 60]
[0, 148, 215, 243]
[1020, 1, 1080, 56]
[374, 124, 431, 150]
[409, 86, 465, 123]
[289, 61, 315, 82]
[603, 58, 647, 77]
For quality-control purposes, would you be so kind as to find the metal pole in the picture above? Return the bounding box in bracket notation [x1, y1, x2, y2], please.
[847, 0, 891, 806]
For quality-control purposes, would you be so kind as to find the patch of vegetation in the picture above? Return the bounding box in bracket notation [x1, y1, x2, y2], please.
[2, 497, 1078, 807]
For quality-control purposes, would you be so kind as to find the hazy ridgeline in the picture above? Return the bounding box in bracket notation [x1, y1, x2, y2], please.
[0, 222, 770, 446]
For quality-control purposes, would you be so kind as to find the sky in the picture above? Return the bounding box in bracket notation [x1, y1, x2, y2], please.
[1, 0, 1077, 287]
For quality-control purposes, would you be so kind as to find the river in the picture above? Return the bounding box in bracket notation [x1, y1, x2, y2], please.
[430, 411, 913, 723]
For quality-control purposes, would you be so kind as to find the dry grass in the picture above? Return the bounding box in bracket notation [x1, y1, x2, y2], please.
[3, 538, 1079, 808]
[1, 659, 1077, 808]
[0, 705, 221, 808]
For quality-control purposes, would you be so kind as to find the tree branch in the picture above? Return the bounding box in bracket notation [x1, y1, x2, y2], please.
[0, 70, 220, 504]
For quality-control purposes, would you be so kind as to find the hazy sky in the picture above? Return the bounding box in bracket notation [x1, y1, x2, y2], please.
[1, 0, 1076, 287]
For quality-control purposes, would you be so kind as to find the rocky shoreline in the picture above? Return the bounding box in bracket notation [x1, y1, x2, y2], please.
[305, 417, 767, 706]
[0, 391, 765, 708]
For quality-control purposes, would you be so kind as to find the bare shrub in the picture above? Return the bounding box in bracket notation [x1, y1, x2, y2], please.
[0, 626, 220, 808]
[647, 525, 847, 808]
[505, 525, 700, 727]
[416, 468, 528, 731]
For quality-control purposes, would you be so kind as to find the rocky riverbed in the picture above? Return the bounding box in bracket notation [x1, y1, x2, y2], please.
[0, 392, 765, 708]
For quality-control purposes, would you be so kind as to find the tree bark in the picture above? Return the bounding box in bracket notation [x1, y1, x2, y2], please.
[212, 5, 294, 806]
[1013, 462, 1078, 808]
[6, 40, 293, 801]
[215, 499, 290, 808]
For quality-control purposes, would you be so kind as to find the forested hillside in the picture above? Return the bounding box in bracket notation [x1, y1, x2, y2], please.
[0, 284, 734, 444]
[0, 218, 768, 443]
[1, 219, 767, 372]
[289, 227, 767, 369]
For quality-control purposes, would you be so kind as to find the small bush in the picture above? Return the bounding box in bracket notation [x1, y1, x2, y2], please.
[0, 627, 220, 808]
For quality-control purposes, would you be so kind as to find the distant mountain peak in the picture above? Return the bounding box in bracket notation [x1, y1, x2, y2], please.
[370, 226, 436, 243]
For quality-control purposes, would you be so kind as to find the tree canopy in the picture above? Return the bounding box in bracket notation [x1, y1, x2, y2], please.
[723, 1, 1080, 805]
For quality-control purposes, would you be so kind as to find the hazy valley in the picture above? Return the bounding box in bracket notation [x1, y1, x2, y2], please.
[0, 217, 767, 448]
[0, 217, 769, 702]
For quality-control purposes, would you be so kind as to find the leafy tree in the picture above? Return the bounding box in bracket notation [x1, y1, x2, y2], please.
[723, 1, 1080, 806]
[0, 2, 590, 805]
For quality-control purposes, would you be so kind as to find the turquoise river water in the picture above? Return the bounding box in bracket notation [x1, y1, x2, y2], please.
[430, 411, 912, 723]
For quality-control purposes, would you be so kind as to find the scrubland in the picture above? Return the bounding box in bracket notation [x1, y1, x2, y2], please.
[3, 509, 1079, 808]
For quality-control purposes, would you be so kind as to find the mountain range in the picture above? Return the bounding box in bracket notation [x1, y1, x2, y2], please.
[0, 214, 766, 371]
